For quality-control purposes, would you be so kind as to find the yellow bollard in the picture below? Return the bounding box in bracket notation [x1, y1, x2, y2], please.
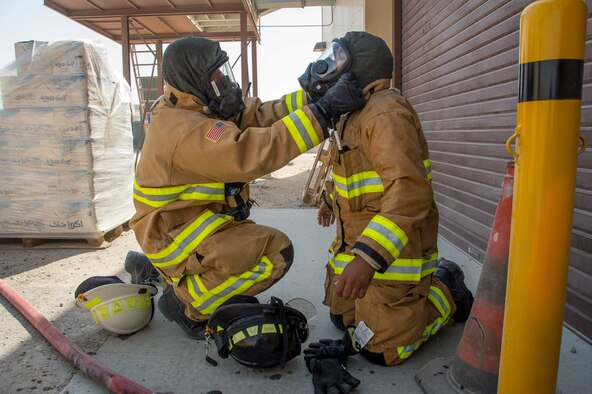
[500, 0, 588, 393]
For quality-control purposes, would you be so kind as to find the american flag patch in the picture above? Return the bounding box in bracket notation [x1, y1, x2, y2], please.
[205, 121, 230, 142]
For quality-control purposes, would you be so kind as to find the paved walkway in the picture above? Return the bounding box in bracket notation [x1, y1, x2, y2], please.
[64, 209, 592, 393]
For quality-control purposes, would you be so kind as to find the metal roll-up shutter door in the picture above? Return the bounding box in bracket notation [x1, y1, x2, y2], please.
[401, 0, 592, 340]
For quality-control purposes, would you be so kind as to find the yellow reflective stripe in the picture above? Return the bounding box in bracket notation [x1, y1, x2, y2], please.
[428, 286, 451, 317]
[397, 286, 451, 360]
[188, 256, 273, 315]
[421, 252, 439, 277]
[281, 109, 319, 154]
[232, 331, 246, 344]
[91, 310, 99, 324]
[146, 210, 231, 268]
[423, 159, 432, 181]
[329, 249, 438, 282]
[362, 215, 408, 259]
[83, 297, 102, 310]
[285, 90, 305, 113]
[133, 179, 225, 208]
[332, 171, 384, 199]
[262, 323, 278, 334]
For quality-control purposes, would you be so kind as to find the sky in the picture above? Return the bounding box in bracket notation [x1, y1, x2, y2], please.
[0, 1, 324, 102]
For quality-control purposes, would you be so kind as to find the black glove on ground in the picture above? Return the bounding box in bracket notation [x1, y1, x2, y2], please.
[308, 358, 361, 394]
[304, 326, 359, 366]
[310, 72, 366, 129]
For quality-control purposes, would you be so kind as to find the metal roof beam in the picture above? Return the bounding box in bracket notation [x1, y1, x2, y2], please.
[44, 2, 245, 19]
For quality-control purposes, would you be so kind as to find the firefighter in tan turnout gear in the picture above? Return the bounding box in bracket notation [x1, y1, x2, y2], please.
[127, 37, 366, 340]
[299, 32, 474, 392]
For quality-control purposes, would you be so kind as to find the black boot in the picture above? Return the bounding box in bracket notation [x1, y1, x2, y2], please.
[158, 287, 206, 340]
[434, 258, 474, 322]
[124, 251, 161, 284]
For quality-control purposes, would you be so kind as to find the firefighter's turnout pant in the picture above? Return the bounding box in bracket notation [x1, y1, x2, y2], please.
[172, 220, 293, 322]
[324, 259, 456, 366]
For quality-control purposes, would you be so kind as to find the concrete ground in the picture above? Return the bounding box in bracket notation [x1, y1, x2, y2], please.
[2, 209, 591, 393]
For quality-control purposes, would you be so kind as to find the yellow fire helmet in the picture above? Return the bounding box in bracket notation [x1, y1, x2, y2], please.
[75, 276, 158, 335]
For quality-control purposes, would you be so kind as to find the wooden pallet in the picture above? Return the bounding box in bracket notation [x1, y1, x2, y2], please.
[0, 222, 129, 249]
[302, 139, 333, 207]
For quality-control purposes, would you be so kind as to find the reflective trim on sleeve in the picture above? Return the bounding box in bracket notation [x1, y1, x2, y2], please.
[281, 109, 319, 153]
[362, 215, 408, 260]
[423, 159, 432, 181]
[332, 171, 384, 199]
[329, 252, 432, 282]
[285, 89, 305, 113]
[397, 285, 451, 360]
[187, 256, 274, 315]
[146, 210, 232, 268]
[421, 253, 439, 277]
[133, 179, 225, 208]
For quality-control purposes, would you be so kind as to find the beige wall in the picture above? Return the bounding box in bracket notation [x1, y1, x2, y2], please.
[364, 0, 392, 51]
[322, 0, 392, 50]
[321, 0, 364, 42]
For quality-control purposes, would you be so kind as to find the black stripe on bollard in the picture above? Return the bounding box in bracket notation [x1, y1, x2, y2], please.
[518, 59, 583, 102]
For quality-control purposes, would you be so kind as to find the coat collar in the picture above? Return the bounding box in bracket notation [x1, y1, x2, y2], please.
[362, 79, 392, 100]
[163, 84, 208, 112]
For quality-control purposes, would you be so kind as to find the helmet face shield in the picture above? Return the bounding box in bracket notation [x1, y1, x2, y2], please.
[310, 40, 351, 83]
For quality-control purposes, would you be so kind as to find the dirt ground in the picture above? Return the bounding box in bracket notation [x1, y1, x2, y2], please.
[0, 152, 321, 393]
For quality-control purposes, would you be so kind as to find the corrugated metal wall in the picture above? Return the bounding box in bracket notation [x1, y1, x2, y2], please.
[401, 0, 592, 340]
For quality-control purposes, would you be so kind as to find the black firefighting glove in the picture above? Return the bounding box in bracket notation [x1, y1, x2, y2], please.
[309, 73, 366, 129]
[304, 326, 359, 365]
[308, 358, 361, 394]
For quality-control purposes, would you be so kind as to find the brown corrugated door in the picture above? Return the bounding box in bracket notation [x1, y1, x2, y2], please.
[401, 0, 592, 340]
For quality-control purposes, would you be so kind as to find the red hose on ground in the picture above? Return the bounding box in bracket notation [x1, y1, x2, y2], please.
[0, 278, 154, 394]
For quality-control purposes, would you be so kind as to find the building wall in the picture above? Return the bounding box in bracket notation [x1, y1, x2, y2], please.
[321, 0, 364, 41]
[320, 0, 391, 51]
[401, 0, 592, 340]
[365, 0, 393, 50]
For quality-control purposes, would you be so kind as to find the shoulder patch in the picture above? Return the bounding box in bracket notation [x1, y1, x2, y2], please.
[205, 121, 230, 143]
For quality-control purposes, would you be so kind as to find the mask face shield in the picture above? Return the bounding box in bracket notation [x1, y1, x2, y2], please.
[208, 60, 238, 99]
[310, 40, 351, 83]
[205, 59, 245, 120]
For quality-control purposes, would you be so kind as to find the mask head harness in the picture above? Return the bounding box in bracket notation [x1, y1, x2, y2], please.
[299, 39, 351, 101]
[204, 58, 245, 120]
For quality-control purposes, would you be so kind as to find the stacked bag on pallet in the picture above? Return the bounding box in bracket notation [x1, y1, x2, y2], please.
[0, 40, 134, 238]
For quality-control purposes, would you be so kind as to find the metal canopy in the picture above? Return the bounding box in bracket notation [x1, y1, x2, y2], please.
[43, 0, 260, 43]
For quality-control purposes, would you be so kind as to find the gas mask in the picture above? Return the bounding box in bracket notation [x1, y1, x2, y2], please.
[205, 60, 245, 120]
[298, 40, 351, 102]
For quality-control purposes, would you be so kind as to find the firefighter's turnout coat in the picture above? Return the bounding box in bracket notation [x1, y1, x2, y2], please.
[323, 79, 456, 365]
[131, 86, 325, 322]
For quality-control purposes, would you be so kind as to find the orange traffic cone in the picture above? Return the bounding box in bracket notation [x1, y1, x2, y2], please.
[416, 162, 514, 394]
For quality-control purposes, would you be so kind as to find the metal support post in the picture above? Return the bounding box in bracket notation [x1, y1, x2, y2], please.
[500, 1, 588, 392]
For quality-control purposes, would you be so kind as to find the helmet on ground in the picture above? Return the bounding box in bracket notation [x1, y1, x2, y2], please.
[75, 276, 158, 335]
[207, 296, 309, 368]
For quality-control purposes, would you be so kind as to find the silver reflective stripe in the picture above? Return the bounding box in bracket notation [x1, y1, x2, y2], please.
[133, 184, 224, 203]
[194, 259, 268, 313]
[287, 112, 314, 150]
[367, 221, 405, 252]
[149, 213, 224, 265]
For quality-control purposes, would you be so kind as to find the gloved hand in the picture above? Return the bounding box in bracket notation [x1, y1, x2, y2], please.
[304, 326, 359, 367]
[308, 358, 361, 394]
[310, 73, 366, 129]
[298, 63, 318, 103]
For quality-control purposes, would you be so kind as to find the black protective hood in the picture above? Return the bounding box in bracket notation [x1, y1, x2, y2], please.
[340, 31, 393, 89]
[161, 37, 227, 103]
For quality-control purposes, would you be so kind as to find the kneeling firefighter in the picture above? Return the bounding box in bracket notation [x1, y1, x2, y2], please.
[298, 32, 474, 392]
[128, 36, 366, 344]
